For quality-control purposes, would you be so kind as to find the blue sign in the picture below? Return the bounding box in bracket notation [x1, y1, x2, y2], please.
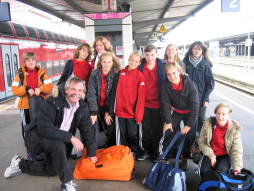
[160, 36, 165, 42]
[221, 0, 240, 12]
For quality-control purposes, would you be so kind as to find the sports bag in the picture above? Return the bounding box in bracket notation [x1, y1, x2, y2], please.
[144, 130, 186, 191]
[198, 168, 254, 191]
[73, 145, 134, 181]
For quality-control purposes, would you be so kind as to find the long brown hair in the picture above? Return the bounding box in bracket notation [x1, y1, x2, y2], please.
[73, 43, 92, 61]
[93, 36, 113, 56]
[184, 41, 212, 65]
[96, 52, 120, 72]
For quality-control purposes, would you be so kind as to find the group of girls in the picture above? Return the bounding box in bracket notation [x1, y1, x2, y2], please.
[163, 42, 243, 176]
[32, 34, 242, 177]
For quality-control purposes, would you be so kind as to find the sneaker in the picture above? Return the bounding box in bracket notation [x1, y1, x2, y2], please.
[62, 180, 77, 191]
[136, 152, 150, 161]
[4, 154, 22, 178]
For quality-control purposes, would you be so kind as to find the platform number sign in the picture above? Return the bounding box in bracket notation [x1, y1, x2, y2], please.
[221, 0, 240, 12]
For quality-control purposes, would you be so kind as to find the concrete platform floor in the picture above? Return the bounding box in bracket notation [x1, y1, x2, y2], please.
[0, 100, 199, 191]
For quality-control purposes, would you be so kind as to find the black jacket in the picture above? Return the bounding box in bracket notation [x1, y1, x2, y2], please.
[57, 60, 73, 86]
[36, 96, 96, 157]
[183, 57, 214, 103]
[160, 75, 199, 128]
[86, 68, 118, 115]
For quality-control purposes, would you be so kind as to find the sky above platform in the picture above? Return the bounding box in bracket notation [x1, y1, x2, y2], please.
[155, 0, 254, 46]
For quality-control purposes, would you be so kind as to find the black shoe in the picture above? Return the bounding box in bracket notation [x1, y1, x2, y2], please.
[136, 152, 150, 161]
[150, 154, 160, 163]
[152, 157, 160, 163]
[180, 158, 189, 170]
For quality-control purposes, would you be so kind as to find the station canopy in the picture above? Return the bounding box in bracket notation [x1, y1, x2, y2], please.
[17, 0, 214, 46]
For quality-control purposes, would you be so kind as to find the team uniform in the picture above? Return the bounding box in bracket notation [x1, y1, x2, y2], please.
[137, 58, 165, 160]
[110, 66, 145, 155]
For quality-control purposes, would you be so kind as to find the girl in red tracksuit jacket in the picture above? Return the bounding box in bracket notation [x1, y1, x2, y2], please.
[110, 52, 145, 156]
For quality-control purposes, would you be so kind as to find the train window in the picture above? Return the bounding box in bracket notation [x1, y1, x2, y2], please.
[59, 60, 65, 72]
[65, 36, 71, 43]
[54, 61, 60, 73]
[0, 21, 14, 37]
[12, 23, 27, 38]
[26, 26, 38, 40]
[46, 62, 54, 76]
[13, 54, 19, 76]
[58, 34, 65, 42]
[37, 62, 42, 68]
[37, 29, 47, 41]
[40, 62, 46, 69]
[54, 33, 61, 42]
[46, 31, 55, 41]
[5, 54, 12, 86]
[75, 38, 81, 44]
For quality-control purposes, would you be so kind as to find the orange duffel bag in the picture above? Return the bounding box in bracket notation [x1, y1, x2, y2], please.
[73, 145, 134, 181]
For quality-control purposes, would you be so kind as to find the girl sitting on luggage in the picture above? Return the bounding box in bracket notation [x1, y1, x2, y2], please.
[87, 52, 120, 147]
[12, 52, 53, 139]
[160, 62, 199, 158]
[111, 52, 145, 157]
[198, 103, 243, 176]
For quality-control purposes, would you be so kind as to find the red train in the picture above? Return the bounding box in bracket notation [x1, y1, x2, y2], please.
[0, 21, 83, 102]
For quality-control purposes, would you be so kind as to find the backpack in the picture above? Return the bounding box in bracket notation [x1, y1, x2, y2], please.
[144, 131, 186, 191]
[198, 168, 254, 191]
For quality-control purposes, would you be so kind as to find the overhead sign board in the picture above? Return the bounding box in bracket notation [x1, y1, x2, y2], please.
[0, 2, 11, 22]
[84, 12, 130, 20]
[221, 0, 240, 12]
[102, 0, 117, 11]
[159, 25, 167, 33]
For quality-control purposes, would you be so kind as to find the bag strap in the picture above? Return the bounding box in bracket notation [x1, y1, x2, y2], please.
[160, 130, 186, 167]
[175, 134, 186, 168]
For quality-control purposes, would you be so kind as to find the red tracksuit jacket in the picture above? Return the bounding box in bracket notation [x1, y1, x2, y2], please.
[115, 66, 145, 124]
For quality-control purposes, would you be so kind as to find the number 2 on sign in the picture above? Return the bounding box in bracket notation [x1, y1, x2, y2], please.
[229, 0, 238, 8]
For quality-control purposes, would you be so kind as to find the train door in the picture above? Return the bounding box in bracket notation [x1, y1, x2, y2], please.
[1, 45, 20, 97]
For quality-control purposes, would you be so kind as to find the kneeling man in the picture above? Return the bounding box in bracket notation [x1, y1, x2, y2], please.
[4, 77, 97, 191]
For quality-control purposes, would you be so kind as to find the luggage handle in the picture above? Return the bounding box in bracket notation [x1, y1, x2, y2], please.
[160, 130, 186, 168]
[95, 164, 103, 168]
[94, 153, 112, 168]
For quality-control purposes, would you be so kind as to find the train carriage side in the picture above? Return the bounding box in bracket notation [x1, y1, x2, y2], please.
[0, 21, 83, 101]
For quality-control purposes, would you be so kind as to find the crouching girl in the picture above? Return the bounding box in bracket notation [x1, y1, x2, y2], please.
[160, 62, 199, 158]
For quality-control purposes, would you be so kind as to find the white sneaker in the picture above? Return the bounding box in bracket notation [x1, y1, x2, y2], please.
[4, 154, 22, 178]
[62, 180, 77, 191]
